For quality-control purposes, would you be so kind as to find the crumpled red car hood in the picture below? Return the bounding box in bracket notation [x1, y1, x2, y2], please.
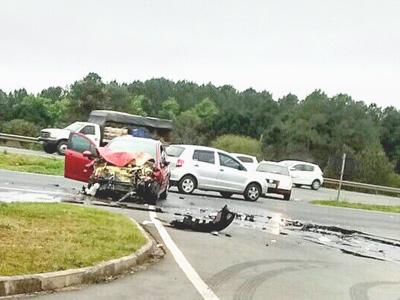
[98, 148, 154, 167]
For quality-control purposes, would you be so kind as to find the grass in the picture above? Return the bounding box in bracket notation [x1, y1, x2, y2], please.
[0, 152, 64, 176]
[312, 200, 400, 213]
[0, 203, 147, 276]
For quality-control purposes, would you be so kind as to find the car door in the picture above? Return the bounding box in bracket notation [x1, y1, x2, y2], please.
[64, 133, 97, 182]
[290, 164, 309, 185]
[217, 152, 247, 192]
[79, 125, 99, 146]
[191, 149, 220, 189]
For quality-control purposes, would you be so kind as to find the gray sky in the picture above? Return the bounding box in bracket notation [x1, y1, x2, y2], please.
[1, 0, 399, 108]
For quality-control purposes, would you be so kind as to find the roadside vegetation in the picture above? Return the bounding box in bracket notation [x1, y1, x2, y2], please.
[0, 151, 64, 176]
[0, 203, 147, 276]
[312, 200, 400, 213]
[1, 73, 400, 187]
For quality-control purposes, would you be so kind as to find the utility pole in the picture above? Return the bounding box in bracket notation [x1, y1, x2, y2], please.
[336, 153, 346, 202]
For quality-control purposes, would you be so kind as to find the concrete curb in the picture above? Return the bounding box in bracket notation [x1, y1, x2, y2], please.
[0, 218, 157, 298]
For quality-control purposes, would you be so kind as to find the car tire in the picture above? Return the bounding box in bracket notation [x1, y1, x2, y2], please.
[146, 182, 160, 205]
[220, 192, 233, 198]
[43, 144, 56, 154]
[283, 191, 291, 200]
[244, 183, 261, 202]
[56, 140, 68, 155]
[159, 184, 169, 200]
[178, 175, 196, 194]
[311, 180, 321, 190]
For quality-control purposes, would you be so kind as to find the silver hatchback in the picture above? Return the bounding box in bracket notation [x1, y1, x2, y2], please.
[166, 145, 268, 201]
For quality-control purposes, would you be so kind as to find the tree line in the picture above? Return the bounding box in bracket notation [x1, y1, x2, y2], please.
[0, 72, 399, 186]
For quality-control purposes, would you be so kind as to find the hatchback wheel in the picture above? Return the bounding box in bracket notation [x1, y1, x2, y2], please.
[283, 191, 291, 201]
[178, 175, 196, 194]
[311, 180, 321, 190]
[244, 183, 261, 202]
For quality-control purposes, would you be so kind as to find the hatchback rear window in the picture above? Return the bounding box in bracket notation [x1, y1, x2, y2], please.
[237, 156, 254, 163]
[166, 146, 185, 157]
[257, 163, 289, 176]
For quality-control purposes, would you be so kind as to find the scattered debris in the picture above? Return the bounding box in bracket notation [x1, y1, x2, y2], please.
[244, 214, 255, 222]
[286, 220, 400, 262]
[200, 208, 207, 213]
[211, 231, 219, 236]
[84, 183, 100, 196]
[271, 239, 277, 243]
[318, 236, 331, 243]
[266, 213, 281, 235]
[225, 233, 232, 237]
[142, 220, 153, 225]
[170, 205, 236, 233]
[179, 196, 185, 200]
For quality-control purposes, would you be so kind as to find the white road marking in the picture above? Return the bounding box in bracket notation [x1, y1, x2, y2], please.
[0, 186, 69, 195]
[0, 169, 63, 177]
[148, 208, 219, 300]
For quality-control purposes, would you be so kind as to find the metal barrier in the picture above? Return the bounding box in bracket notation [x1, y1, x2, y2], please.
[0, 133, 40, 144]
[324, 178, 400, 196]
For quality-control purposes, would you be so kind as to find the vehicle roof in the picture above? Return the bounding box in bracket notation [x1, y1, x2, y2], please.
[259, 160, 288, 167]
[231, 153, 257, 159]
[279, 160, 320, 167]
[169, 144, 233, 156]
[89, 110, 173, 130]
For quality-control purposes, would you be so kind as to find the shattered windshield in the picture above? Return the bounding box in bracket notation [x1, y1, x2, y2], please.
[257, 163, 289, 176]
[107, 137, 157, 158]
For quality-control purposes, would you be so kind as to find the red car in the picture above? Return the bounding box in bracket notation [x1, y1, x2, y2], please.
[64, 133, 170, 204]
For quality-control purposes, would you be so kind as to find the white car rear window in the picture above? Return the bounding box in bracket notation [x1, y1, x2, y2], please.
[257, 163, 289, 176]
[166, 146, 185, 157]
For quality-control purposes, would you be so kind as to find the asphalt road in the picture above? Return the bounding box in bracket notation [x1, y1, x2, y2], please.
[1, 169, 400, 299]
[0, 145, 63, 159]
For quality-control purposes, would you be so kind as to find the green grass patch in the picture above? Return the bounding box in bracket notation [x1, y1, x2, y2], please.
[0, 152, 64, 176]
[312, 200, 400, 213]
[0, 203, 147, 276]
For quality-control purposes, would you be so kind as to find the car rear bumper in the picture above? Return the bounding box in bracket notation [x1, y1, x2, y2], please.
[267, 187, 291, 195]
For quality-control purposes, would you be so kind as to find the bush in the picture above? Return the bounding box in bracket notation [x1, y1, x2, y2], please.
[353, 144, 395, 186]
[1, 119, 40, 137]
[211, 134, 262, 158]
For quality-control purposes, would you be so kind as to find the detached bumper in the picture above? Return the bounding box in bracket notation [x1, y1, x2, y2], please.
[38, 137, 59, 146]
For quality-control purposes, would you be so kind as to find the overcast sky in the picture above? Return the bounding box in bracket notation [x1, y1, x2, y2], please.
[1, 0, 399, 108]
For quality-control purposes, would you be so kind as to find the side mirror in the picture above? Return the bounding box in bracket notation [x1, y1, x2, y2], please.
[83, 150, 93, 158]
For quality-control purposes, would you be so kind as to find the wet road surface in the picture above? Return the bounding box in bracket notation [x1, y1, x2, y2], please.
[0, 169, 399, 300]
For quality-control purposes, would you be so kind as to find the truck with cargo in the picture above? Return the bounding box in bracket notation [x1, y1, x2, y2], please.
[39, 110, 173, 155]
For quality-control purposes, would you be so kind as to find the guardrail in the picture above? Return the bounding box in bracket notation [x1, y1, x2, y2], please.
[0, 133, 40, 144]
[324, 177, 400, 197]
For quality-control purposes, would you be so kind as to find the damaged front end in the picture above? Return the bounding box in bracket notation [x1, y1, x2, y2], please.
[87, 152, 160, 203]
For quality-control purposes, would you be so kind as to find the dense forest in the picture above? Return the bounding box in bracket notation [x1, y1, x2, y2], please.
[1, 72, 400, 186]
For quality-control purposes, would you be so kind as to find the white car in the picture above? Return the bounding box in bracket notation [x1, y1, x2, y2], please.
[279, 160, 324, 190]
[166, 145, 269, 201]
[256, 161, 292, 200]
[231, 153, 259, 171]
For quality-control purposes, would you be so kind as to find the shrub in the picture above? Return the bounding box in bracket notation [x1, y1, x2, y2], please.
[211, 134, 262, 158]
[1, 119, 40, 137]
